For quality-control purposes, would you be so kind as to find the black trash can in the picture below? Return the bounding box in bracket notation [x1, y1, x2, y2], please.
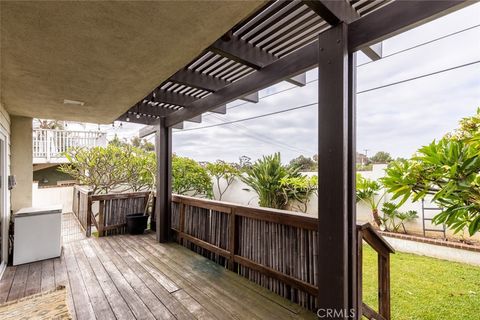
[126, 213, 149, 235]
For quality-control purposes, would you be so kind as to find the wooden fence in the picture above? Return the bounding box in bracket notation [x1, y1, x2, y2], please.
[72, 186, 92, 233]
[172, 195, 394, 319]
[72, 185, 151, 237]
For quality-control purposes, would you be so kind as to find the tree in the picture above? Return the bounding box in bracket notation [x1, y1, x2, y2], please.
[122, 146, 156, 192]
[109, 135, 154, 152]
[370, 151, 393, 164]
[59, 145, 131, 194]
[109, 134, 129, 148]
[236, 155, 253, 171]
[356, 174, 385, 226]
[288, 155, 317, 171]
[241, 153, 301, 209]
[382, 109, 480, 235]
[36, 119, 64, 130]
[131, 136, 155, 151]
[280, 175, 318, 213]
[172, 155, 213, 198]
[206, 161, 239, 200]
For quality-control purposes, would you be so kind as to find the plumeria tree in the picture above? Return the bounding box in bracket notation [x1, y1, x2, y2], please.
[206, 160, 239, 200]
[382, 109, 480, 235]
[172, 155, 213, 198]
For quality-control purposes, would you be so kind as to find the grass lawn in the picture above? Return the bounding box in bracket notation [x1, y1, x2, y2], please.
[362, 246, 480, 320]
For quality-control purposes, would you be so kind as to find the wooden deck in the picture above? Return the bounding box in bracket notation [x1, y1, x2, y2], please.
[0, 214, 315, 319]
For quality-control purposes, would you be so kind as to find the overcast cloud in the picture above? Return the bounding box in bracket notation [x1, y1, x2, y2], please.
[112, 3, 480, 164]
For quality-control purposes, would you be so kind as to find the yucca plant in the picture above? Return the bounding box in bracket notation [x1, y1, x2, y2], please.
[241, 153, 301, 209]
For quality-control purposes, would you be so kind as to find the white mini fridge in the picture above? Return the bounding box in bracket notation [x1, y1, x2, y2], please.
[13, 205, 62, 265]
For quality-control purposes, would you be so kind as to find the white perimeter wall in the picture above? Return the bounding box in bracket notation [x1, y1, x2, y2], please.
[214, 164, 480, 242]
[31, 164, 479, 241]
[32, 182, 73, 213]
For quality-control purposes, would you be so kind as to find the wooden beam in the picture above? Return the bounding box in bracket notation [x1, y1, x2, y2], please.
[240, 92, 259, 103]
[155, 119, 172, 243]
[170, 68, 231, 92]
[349, 0, 472, 52]
[139, 125, 156, 138]
[210, 34, 278, 70]
[186, 115, 202, 123]
[162, 0, 469, 128]
[286, 73, 307, 87]
[172, 122, 184, 130]
[118, 113, 159, 126]
[304, 0, 384, 60]
[317, 23, 352, 316]
[361, 42, 383, 61]
[303, 0, 358, 24]
[166, 40, 318, 126]
[210, 105, 226, 114]
[152, 89, 197, 107]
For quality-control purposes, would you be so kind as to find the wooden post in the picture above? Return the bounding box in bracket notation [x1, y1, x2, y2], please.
[348, 52, 358, 317]
[228, 208, 236, 271]
[378, 254, 391, 319]
[98, 200, 105, 237]
[179, 203, 185, 245]
[356, 229, 363, 319]
[317, 23, 357, 318]
[86, 192, 92, 237]
[155, 118, 172, 243]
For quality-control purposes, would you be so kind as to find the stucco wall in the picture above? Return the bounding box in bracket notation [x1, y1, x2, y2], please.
[11, 116, 32, 211]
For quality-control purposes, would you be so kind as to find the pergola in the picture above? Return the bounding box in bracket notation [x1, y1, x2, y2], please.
[120, 0, 471, 317]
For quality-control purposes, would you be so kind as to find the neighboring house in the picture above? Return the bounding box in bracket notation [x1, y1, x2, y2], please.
[356, 152, 369, 165]
[32, 128, 107, 186]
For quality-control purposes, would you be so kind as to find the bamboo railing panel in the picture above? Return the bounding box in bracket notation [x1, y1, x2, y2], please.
[90, 192, 150, 236]
[171, 195, 393, 318]
[74, 187, 151, 237]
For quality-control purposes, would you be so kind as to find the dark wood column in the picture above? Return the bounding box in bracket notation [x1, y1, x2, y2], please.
[317, 22, 357, 318]
[155, 118, 172, 243]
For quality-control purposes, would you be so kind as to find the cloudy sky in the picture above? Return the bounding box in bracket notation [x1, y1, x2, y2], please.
[94, 3, 480, 164]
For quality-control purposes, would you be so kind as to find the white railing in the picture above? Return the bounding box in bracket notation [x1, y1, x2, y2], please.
[33, 129, 107, 161]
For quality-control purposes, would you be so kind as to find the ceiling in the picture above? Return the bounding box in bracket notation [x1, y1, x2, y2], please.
[0, 1, 264, 123]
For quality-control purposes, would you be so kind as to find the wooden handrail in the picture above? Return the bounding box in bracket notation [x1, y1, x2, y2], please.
[357, 223, 393, 320]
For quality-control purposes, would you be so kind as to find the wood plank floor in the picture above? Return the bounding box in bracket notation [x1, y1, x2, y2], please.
[0, 214, 315, 319]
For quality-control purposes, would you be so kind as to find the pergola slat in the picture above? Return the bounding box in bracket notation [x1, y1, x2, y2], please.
[209, 34, 278, 70]
[152, 89, 197, 107]
[166, 40, 318, 126]
[348, 0, 471, 52]
[303, 0, 358, 24]
[170, 68, 231, 92]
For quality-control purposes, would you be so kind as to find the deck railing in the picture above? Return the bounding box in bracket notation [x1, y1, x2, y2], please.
[72, 186, 92, 234]
[33, 129, 107, 160]
[72, 189, 393, 318]
[72, 185, 151, 237]
[172, 195, 393, 318]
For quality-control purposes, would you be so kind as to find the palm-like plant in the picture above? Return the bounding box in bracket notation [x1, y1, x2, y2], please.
[356, 174, 385, 226]
[241, 153, 300, 209]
